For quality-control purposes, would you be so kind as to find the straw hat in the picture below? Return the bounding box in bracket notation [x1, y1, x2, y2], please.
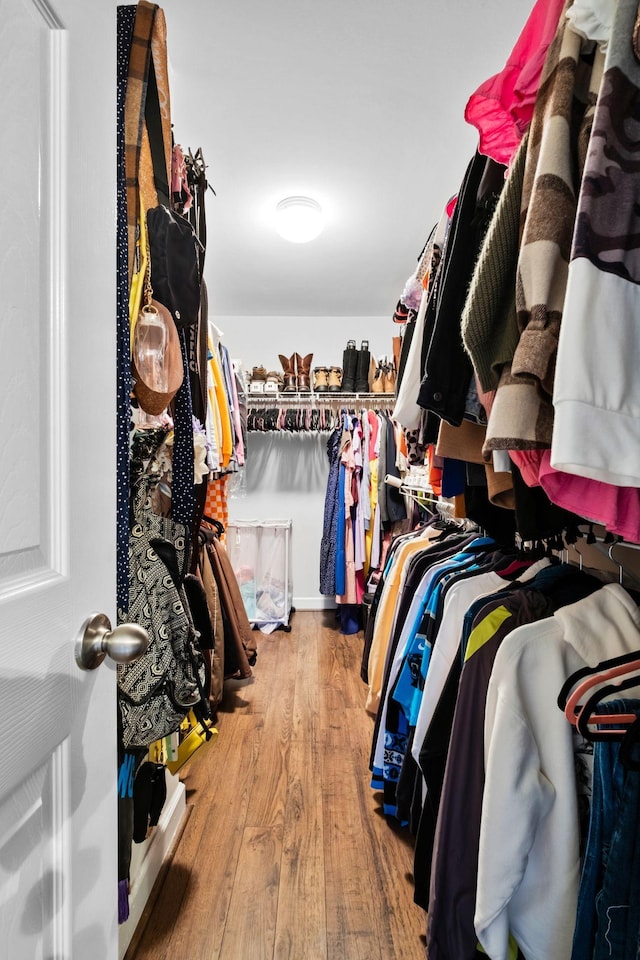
[132, 299, 184, 415]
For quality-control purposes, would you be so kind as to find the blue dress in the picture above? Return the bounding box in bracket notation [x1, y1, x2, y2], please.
[319, 425, 342, 595]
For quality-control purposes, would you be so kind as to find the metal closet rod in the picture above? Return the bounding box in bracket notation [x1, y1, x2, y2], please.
[569, 524, 640, 552]
[246, 391, 396, 404]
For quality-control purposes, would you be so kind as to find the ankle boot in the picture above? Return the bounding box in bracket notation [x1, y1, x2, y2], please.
[371, 365, 385, 394]
[279, 353, 297, 392]
[328, 366, 342, 392]
[355, 340, 371, 393]
[313, 367, 329, 392]
[341, 340, 357, 392]
[295, 352, 313, 392]
[369, 355, 377, 392]
[384, 361, 397, 394]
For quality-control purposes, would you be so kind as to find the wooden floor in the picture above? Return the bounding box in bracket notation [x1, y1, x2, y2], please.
[127, 610, 427, 960]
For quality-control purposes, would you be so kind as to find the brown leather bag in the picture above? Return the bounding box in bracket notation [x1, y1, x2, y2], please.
[197, 546, 224, 710]
[201, 526, 257, 679]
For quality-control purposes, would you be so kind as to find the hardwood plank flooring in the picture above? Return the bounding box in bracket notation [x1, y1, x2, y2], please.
[274, 739, 327, 960]
[127, 611, 426, 960]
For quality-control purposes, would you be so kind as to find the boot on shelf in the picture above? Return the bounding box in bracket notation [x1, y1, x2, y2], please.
[278, 353, 297, 392]
[369, 355, 378, 392]
[313, 366, 329, 393]
[355, 340, 371, 393]
[392, 335, 402, 377]
[384, 361, 397, 394]
[249, 365, 267, 394]
[295, 353, 313, 392]
[328, 366, 342, 392]
[341, 340, 357, 392]
[371, 365, 385, 394]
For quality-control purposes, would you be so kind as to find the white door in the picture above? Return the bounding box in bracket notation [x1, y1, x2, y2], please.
[0, 0, 120, 957]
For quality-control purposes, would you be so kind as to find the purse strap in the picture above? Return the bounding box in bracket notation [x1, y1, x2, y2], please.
[145, 54, 171, 208]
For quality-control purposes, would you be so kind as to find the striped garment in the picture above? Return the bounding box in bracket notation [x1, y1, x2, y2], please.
[124, 0, 155, 281]
[124, 1, 171, 283]
[552, 0, 640, 489]
[485, 1, 603, 451]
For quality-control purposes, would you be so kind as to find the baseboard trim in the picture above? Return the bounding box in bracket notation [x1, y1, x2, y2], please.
[118, 774, 187, 960]
[293, 596, 336, 611]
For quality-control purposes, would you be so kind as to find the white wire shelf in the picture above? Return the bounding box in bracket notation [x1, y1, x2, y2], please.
[246, 391, 396, 404]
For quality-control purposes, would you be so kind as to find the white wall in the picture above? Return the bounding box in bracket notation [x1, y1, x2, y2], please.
[219, 315, 392, 607]
[228, 433, 332, 609]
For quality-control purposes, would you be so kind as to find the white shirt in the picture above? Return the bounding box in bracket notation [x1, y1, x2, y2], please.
[476, 584, 640, 960]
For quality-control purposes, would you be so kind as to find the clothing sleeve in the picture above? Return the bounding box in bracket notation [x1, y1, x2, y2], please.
[475, 689, 554, 960]
[392, 288, 429, 431]
[365, 569, 399, 715]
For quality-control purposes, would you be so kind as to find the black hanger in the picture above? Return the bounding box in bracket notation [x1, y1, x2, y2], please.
[202, 515, 225, 536]
[557, 648, 640, 711]
[576, 673, 640, 741]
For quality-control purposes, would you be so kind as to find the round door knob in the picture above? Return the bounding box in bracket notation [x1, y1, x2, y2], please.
[75, 612, 150, 671]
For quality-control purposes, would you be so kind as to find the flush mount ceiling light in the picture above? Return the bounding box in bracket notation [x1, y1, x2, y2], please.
[274, 196, 324, 243]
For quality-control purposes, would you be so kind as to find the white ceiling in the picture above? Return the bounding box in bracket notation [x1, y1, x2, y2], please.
[164, 0, 534, 318]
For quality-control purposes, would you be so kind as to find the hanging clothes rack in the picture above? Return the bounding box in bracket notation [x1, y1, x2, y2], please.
[247, 393, 396, 433]
[246, 391, 396, 405]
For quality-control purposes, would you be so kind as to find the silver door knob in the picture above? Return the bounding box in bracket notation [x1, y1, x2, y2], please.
[75, 612, 150, 671]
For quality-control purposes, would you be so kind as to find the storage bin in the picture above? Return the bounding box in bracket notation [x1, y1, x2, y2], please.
[226, 519, 293, 630]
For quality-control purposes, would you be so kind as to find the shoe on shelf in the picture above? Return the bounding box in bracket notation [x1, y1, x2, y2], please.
[341, 340, 357, 392]
[392, 335, 402, 374]
[265, 370, 283, 394]
[328, 366, 342, 392]
[313, 367, 329, 392]
[279, 353, 297, 392]
[295, 352, 313, 393]
[384, 361, 397, 394]
[368, 355, 377, 392]
[371, 365, 385, 394]
[249, 365, 267, 394]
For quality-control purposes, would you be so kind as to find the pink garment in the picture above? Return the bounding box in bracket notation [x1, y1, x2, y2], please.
[464, 0, 566, 165]
[367, 409, 379, 453]
[337, 440, 358, 604]
[475, 376, 496, 418]
[509, 449, 543, 488]
[510, 449, 640, 542]
[352, 423, 366, 572]
[337, 518, 357, 605]
[171, 143, 193, 210]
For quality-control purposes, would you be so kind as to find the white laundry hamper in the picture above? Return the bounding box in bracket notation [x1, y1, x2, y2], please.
[226, 519, 294, 631]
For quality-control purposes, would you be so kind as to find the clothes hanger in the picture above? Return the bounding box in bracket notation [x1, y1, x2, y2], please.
[608, 538, 624, 585]
[559, 650, 640, 737]
[201, 515, 225, 536]
[558, 648, 640, 711]
[575, 672, 640, 740]
[567, 537, 584, 570]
